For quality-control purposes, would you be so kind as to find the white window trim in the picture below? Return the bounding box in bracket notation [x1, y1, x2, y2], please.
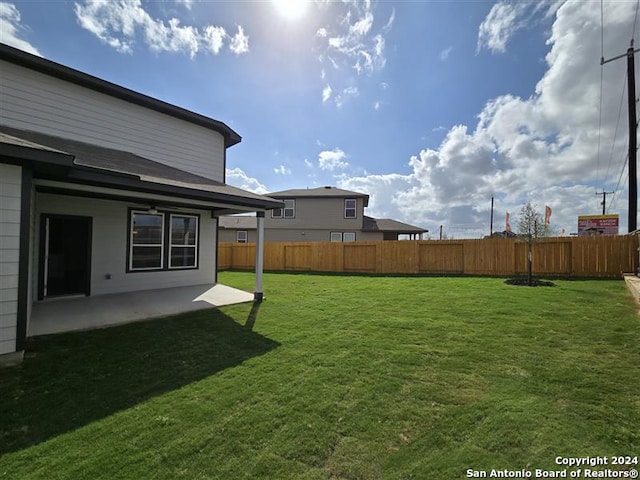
[129, 211, 165, 271]
[345, 199, 357, 219]
[169, 213, 199, 269]
[330, 232, 343, 242]
[343, 232, 356, 242]
[273, 199, 295, 218]
[237, 230, 248, 243]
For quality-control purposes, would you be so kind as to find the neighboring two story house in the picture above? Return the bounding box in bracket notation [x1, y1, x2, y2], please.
[0, 44, 280, 363]
[219, 186, 427, 243]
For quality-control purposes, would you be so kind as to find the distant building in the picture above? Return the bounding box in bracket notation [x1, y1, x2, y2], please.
[219, 186, 427, 242]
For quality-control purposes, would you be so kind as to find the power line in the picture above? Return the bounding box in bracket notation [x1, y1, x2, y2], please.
[608, 150, 629, 212]
[604, 72, 627, 185]
[596, 0, 605, 192]
[633, 0, 640, 43]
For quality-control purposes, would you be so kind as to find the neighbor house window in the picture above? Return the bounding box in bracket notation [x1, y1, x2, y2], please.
[237, 231, 248, 243]
[128, 210, 199, 272]
[130, 212, 164, 270]
[331, 232, 356, 242]
[169, 214, 198, 268]
[272, 199, 295, 218]
[343, 232, 356, 242]
[345, 199, 357, 218]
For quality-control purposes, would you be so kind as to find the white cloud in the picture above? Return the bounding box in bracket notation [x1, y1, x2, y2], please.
[322, 84, 332, 103]
[335, 1, 636, 235]
[477, 1, 526, 54]
[229, 25, 249, 55]
[225, 167, 268, 195]
[318, 148, 349, 171]
[0, 2, 40, 56]
[373, 100, 381, 110]
[74, 0, 249, 57]
[316, 1, 393, 103]
[202, 25, 226, 54]
[176, 0, 192, 10]
[440, 45, 453, 61]
[334, 85, 359, 108]
[304, 158, 314, 168]
[273, 164, 292, 175]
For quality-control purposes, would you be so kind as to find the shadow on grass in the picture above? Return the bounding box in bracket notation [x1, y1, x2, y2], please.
[244, 301, 261, 330]
[0, 307, 278, 456]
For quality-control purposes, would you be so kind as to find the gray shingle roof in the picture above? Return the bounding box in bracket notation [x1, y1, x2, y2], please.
[268, 186, 369, 207]
[362, 216, 428, 233]
[0, 126, 281, 209]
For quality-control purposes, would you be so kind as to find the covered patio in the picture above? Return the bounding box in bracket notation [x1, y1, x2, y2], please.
[29, 283, 254, 337]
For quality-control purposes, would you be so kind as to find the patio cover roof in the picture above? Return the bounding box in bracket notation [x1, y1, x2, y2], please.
[0, 126, 282, 211]
[362, 216, 428, 234]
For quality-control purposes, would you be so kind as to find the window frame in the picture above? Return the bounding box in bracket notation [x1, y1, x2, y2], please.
[237, 230, 248, 243]
[330, 232, 343, 242]
[344, 198, 357, 219]
[168, 213, 199, 269]
[129, 210, 165, 271]
[127, 208, 200, 273]
[272, 199, 295, 219]
[343, 232, 356, 242]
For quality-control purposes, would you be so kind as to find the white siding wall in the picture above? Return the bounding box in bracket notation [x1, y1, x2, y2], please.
[0, 164, 21, 354]
[33, 193, 217, 297]
[0, 60, 226, 182]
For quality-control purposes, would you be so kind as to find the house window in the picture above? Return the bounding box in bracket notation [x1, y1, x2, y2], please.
[128, 210, 199, 272]
[345, 199, 357, 218]
[331, 232, 356, 242]
[237, 231, 248, 243]
[169, 214, 198, 268]
[272, 199, 295, 218]
[130, 212, 164, 270]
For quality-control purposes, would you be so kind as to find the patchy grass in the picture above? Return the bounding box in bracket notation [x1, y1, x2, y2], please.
[0, 273, 638, 479]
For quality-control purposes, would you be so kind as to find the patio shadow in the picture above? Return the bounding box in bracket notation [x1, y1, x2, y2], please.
[0, 307, 278, 456]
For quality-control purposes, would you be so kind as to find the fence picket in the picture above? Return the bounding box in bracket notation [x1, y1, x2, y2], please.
[219, 236, 638, 278]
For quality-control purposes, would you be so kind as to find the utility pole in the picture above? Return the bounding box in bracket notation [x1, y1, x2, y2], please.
[602, 41, 639, 232]
[595, 191, 614, 215]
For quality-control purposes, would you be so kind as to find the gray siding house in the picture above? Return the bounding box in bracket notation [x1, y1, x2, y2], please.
[219, 186, 427, 243]
[0, 44, 280, 363]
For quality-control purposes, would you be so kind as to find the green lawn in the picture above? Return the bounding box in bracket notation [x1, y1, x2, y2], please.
[0, 273, 638, 479]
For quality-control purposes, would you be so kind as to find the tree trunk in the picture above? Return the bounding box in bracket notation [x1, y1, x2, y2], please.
[527, 242, 533, 286]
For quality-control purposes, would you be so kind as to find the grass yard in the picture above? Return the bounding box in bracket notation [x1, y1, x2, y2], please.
[0, 273, 638, 479]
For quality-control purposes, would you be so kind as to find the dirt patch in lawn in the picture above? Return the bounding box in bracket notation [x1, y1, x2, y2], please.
[504, 278, 556, 287]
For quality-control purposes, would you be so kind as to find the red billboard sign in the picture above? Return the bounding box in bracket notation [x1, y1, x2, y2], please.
[577, 214, 619, 236]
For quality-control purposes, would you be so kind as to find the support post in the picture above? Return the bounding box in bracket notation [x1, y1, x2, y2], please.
[254, 211, 265, 302]
[628, 45, 637, 232]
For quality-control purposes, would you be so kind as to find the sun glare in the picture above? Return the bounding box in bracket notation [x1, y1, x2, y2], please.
[272, 0, 310, 20]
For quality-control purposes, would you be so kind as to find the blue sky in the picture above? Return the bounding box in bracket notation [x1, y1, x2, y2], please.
[1, 0, 637, 237]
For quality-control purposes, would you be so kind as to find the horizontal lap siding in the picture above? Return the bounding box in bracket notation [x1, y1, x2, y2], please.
[0, 164, 21, 354]
[34, 193, 217, 296]
[1, 61, 225, 182]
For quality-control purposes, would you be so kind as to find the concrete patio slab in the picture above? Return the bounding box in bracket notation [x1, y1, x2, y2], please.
[29, 283, 254, 337]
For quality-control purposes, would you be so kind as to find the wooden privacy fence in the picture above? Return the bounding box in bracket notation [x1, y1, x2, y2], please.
[218, 235, 638, 278]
